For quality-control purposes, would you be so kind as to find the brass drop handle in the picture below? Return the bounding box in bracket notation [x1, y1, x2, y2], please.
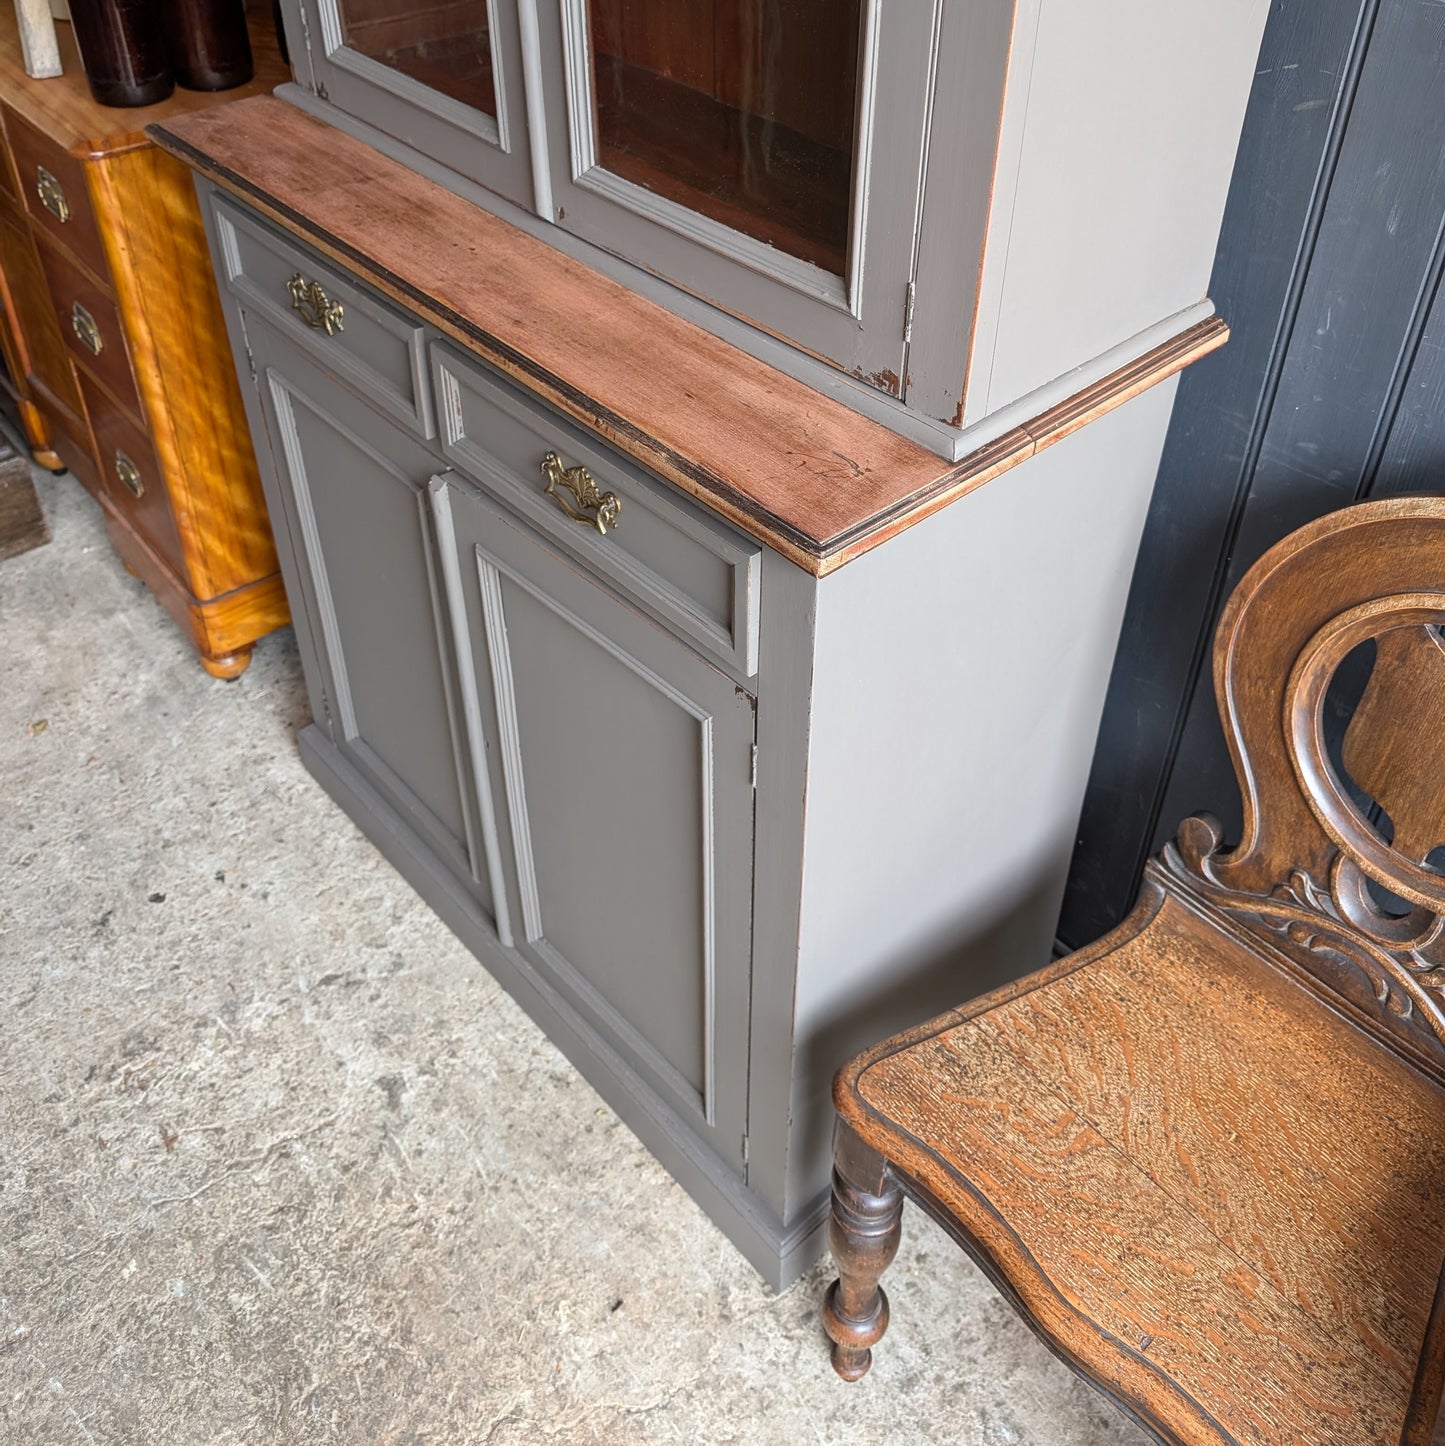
[287, 272, 344, 335]
[35, 165, 70, 223]
[541, 450, 621, 536]
[114, 450, 143, 499]
[71, 301, 103, 356]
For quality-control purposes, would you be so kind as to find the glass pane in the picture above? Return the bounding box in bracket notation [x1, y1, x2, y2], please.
[338, 0, 497, 117]
[588, 0, 862, 276]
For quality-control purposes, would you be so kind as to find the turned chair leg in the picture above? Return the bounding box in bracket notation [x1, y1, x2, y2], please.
[823, 1121, 904, 1381]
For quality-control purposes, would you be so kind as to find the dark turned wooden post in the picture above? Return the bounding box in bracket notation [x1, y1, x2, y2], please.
[822, 1120, 904, 1381]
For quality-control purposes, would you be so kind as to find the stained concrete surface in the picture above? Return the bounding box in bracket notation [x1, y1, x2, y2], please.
[2, 471, 1167, 1443]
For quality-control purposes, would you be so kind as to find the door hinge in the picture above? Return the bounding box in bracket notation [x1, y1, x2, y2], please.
[903, 280, 916, 344]
[750, 743, 758, 790]
[242, 337, 256, 382]
[741, 1134, 749, 1166]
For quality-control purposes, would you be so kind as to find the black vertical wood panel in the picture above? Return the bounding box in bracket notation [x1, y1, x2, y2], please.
[1149, 0, 1445, 862]
[1059, 0, 1445, 950]
[1369, 243, 1445, 499]
[1057, 0, 1376, 948]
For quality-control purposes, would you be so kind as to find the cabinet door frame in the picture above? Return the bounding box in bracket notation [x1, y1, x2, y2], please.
[431, 468, 756, 1163]
[295, 0, 538, 209]
[530, 0, 936, 392]
[248, 323, 507, 922]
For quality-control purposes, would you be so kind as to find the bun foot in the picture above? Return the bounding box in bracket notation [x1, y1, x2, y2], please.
[200, 645, 255, 680]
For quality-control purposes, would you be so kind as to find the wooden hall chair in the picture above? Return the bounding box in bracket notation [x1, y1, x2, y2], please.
[821, 497, 1445, 1445]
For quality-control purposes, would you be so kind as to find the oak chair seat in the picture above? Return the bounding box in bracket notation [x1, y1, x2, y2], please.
[824, 498, 1445, 1445]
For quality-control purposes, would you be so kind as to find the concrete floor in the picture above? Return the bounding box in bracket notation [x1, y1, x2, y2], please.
[1, 471, 1166, 1443]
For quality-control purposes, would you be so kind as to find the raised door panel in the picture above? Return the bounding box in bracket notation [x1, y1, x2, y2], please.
[247, 324, 498, 921]
[296, 0, 537, 210]
[433, 471, 755, 1165]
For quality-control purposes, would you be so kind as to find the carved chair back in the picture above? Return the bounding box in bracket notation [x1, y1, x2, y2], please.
[1166, 495, 1445, 1070]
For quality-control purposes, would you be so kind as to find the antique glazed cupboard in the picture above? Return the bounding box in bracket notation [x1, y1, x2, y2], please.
[152, 0, 1271, 1284]
[0, 8, 289, 677]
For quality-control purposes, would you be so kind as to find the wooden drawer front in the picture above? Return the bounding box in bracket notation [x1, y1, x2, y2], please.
[433, 343, 761, 679]
[0, 211, 86, 425]
[0, 126, 16, 206]
[3, 108, 109, 281]
[78, 370, 186, 580]
[213, 198, 433, 438]
[35, 237, 139, 416]
[0, 135, 22, 228]
[0, 178, 23, 234]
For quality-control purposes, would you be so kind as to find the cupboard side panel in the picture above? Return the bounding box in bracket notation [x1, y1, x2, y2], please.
[94, 145, 279, 601]
[786, 382, 1177, 1223]
[965, 0, 1266, 424]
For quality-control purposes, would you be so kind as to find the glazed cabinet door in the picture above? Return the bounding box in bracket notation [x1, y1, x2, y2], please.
[245, 322, 503, 926]
[292, 0, 537, 208]
[431, 469, 756, 1166]
[530, 0, 935, 395]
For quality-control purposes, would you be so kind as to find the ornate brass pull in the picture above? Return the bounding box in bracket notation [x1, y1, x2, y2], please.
[541, 450, 622, 536]
[114, 450, 143, 499]
[71, 301, 103, 356]
[286, 273, 344, 336]
[35, 165, 70, 223]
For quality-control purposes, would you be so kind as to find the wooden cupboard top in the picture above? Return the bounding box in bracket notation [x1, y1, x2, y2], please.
[151, 95, 1227, 576]
[0, 6, 288, 159]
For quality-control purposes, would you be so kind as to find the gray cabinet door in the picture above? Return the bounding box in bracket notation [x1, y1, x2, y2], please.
[247, 323, 503, 925]
[432, 470, 756, 1166]
[292, 0, 537, 210]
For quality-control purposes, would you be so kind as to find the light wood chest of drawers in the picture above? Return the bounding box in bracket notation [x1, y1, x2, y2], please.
[0, 8, 288, 677]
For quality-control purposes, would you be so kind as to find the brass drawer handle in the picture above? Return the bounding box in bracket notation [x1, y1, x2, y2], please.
[541, 450, 622, 535]
[71, 301, 103, 356]
[35, 165, 70, 223]
[286, 272, 344, 335]
[114, 449, 143, 499]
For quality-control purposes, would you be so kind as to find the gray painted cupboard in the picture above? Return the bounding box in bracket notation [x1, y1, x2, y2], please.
[153, 0, 1270, 1285]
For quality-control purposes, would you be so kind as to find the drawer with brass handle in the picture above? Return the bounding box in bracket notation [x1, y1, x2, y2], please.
[71, 300, 103, 355]
[114, 449, 144, 499]
[35, 165, 69, 224]
[36, 237, 140, 414]
[77, 370, 186, 580]
[287, 272, 344, 335]
[542, 451, 622, 536]
[212, 197, 432, 438]
[3, 105, 109, 280]
[433, 341, 760, 679]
